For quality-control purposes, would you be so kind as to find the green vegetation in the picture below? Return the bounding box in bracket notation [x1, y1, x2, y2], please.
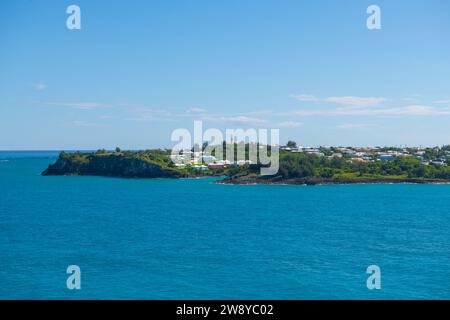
[43, 149, 183, 178]
[43, 145, 450, 184]
[286, 140, 297, 148]
[61, 149, 175, 169]
[275, 153, 450, 179]
[225, 148, 450, 184]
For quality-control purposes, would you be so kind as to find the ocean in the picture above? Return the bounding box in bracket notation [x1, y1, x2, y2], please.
[1, 151, 449, 299]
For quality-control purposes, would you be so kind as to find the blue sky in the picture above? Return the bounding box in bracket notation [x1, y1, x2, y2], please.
[0, 0, 449, 150]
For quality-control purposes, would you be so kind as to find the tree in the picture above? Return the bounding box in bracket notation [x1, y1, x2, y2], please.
[115, 147, 121, 153]
[286, 140, 297, 148]
[320, 168, 334, 178]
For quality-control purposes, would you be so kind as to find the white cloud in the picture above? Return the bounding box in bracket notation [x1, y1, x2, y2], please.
[281, 105, 450, 117]
[434, 99, 450, 105]
[99, 115, 114, 120]
[378, 105, 439, 116]
[72, 120, 103, 127]
[46, 102, 109, 110]
[203, 115, 268, 126]
[125, 108, 177, 122]
[325, 96, 386, 107]
[401, 97, 420, 103]
[290, 94, 386, 107]
[33, 83, 47, 91]
[276, 121, 302, 128]
[337, 123, 370, 129]
[236, 109, 274, 116]
[186, 107, 207, 113]
[289, 94, 319, 102]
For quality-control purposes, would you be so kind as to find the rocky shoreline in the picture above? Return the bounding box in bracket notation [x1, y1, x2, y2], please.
[217, 176, 450, 186]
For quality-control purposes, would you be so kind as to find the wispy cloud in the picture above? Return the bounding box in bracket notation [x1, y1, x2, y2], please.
[99, 115, 115, 120]
[186, 107, 207, 113]
[280, 105, 450, 117]
[46, 102, 110, 110]
[33, 83, 47, 91]
[72, 120, 104, 127]
[276, 121, 302, 128]
[337, 123, 371, 129]
[43, 95, 450, 131]
[124, 107, 180, 122]
[434, 99, 450, 105]
[126, 107, 274, 126]
[290, 94, 387, 107]
[235, 109, 274, 116]
[202, 115, 268, 126]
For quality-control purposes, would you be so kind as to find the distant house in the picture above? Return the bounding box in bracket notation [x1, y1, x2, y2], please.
[174, 163, 186, 167]
[201, 155, 217, 164]
[297, 147, 325, 157]
[355, 152, 368, 157]
[310, 152, 325, 157]
[330, 153, 343, 158]
[379, 154, 395, 161]
[431, 161, 446, 166]
[236, 160, 254, 166]
[192, 165, 209, 171]
[208, 163, 225, 169]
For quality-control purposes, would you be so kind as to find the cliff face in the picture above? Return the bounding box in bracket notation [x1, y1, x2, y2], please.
[42, 153, 183, 178]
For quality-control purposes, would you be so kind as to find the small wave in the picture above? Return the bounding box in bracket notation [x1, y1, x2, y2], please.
[0, 159, 10, 162]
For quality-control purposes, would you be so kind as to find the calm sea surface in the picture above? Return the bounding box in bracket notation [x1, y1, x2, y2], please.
[1, 151, 449, 299]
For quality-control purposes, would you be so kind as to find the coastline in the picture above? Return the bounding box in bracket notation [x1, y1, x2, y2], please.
[40, 150, 450, 186]
[217, 177, 450, 186]
[40, 172, 450, 185]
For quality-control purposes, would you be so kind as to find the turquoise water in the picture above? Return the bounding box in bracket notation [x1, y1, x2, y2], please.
[1, 151, 450, 299]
